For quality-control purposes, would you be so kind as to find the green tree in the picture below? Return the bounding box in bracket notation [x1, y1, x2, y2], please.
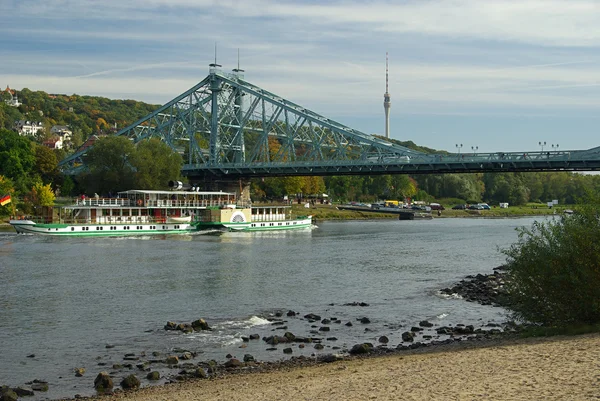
[80, 136, 135, 194]
[131, 138, 183, 189]
[29, 182, 55, 207]
[34, 145, 58, 184]
[0, 175, 15, 216]
[503, 192, 600, 326]
[0, 129, 36, 193]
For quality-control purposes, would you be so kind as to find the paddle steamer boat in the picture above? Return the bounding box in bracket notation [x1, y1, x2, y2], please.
[9, 189, 236, 236]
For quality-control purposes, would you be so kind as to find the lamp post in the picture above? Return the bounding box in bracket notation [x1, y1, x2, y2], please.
[552, 144, 559, 152]
[539, 141, 546, 152]
[471, 145, 478, 155]
[456, 143, 463, 155]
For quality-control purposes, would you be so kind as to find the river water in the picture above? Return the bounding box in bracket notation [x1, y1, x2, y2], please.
[0, 217, 538, 399]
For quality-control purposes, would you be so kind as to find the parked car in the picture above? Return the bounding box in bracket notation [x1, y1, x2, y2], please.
[478, 203, 491, 210]
[429, 203, 445, 210]
[452, 204, 467, 210]
[468, 204, 484, 210]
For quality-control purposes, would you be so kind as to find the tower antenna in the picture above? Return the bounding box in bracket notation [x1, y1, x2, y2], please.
[386, 52, 389, 93]
[209, 42, 222, 70]
[383, 52, 392, 139]
[233, 48, 244, 76]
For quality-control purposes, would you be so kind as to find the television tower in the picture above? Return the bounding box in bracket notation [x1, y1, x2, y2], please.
[383, 52, 391, 139]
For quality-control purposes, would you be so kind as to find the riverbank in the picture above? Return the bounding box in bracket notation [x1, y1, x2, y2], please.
[83, 332, 600, 401]
[291, 203, 564, 221]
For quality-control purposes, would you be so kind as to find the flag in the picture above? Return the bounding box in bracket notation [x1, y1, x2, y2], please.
[0, 194, 11, 206]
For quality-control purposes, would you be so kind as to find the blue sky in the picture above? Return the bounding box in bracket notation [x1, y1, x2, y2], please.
[2, 0, 600, 153]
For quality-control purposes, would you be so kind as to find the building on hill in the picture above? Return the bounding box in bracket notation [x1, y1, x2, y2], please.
[43, 136, 64, 149]
[14, 120, 43, 136]
[4, 85, 21, 107]
[51, 125, 72, 142]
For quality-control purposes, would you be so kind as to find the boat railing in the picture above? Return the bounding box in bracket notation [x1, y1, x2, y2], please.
[74, 197, 130, 206]
[71, 198, 242, 208]
[140, 199, 238, 208]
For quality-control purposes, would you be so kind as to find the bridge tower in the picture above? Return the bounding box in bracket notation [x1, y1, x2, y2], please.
[383, 52, 391, 139]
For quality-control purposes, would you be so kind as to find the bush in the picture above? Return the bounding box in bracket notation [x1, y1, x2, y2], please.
[503, 194, 600, 326]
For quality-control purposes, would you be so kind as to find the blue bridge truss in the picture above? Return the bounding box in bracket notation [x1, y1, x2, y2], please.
[59, 66, 600, 180]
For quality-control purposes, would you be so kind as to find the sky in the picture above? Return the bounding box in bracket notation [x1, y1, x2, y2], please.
[2, 0, 600, 154]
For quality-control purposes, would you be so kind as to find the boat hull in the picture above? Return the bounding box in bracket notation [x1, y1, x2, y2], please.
[222, 217, 313, 232]
[9, 220, 195, 236]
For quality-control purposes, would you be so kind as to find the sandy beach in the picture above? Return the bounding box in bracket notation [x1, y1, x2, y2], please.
[91, 333, 600, 401]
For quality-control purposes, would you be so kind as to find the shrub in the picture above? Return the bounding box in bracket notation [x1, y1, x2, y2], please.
[503, 193, 600, 326]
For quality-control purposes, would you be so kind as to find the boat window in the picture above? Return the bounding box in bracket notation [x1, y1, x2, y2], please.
[71, 228, 74, 231]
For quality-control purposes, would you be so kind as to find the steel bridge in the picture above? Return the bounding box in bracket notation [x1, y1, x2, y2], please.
[59, 66, 600, 181]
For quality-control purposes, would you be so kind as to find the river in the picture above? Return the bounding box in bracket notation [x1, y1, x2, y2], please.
[0, 217, 538, 399]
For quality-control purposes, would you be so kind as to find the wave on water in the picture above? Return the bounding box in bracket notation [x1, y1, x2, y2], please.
[216, 315, 271, 329]
[435, 290, 463, 300]
[179, 316, 270, 349]
[436, 313, 449, 319]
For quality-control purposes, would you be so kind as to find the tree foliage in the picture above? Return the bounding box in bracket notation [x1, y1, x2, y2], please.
[29, 182, 56, 208]
[131, 138, 183, 189]
[0, 175, 15, 216]
[503, 192, 600, 326]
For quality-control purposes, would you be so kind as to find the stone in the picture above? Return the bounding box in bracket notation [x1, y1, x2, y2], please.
[284, 332, 296, 341]
[146, 371, 160, 381]
[401, 331, 415, 342]
[243, 354, 255, 362]
[286, 310, 297, 316]
[319, 354, 341, 363]
[13, 387, 34, 397]
[194, 368, 208, 379]
[314, 344, 324, 350]
[74, 367, 86, 377]
[166, 355, 179, 365]
[120, 374, 140, 390]
[419, 320, 434, 327]
[283, 347, 293, 354]
[224, 358, 242, 368]
[192, 318, 211, 331]
[249, 334, 260, 340]
[136, 362, 150, 371]
[358, 317, 371, 324]
[94, 372, 113, 393]
[30, 382, 48, 392]
[0, 387, 18, 401]
[345, 321, 353, 327]
[164, 321, 177, 330]
[378, 336, 389, 344]
[304, 313, 321, 321]
[318, 326, 330, 332]
[349, 343, 372, 355]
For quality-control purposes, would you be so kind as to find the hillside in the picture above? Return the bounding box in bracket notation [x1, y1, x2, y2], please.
[1, 87, 160, 150]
